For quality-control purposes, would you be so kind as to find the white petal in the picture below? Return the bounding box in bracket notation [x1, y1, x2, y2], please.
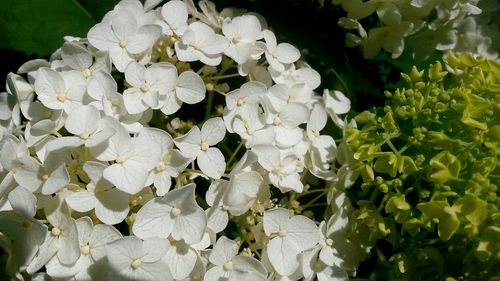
[275, 43, 300, 64]
[61, 42, 92, 70]
[95, 187, 130, 225]
[286, 215, 320, 251]
[209, 236, 238, 266]
[267, 237, 300, 276]
[124, 62, 146, 88]
[133, 198, 174, 239]
[174, 126, 201, 158]
[164, 242, 197, 280]
[201, 117, 226, 145]
[103, 162, 148, 194]
[197, 148, 225, 179]
[41, 164, 70, 195]
[280, 103, 309, 129]
[8, 186, 37, 217]
[123, 88, 149, 114]
[252, 145, 279, 172]
[89, 224, 122, 261]
[66, 105, 100, 135]
[65, 190, 97, 213]
[176, 71, 206, 104]
[263, 208, 289, 236]
[172, 207, 207, 244]
[142, 237, 168, 262]
[206, 207, 228, 234]
[161, 0, 188, 34]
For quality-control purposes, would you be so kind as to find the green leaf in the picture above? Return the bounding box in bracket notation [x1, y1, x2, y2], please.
[0, 0, 96, 56]
[417, 201, 460, 241]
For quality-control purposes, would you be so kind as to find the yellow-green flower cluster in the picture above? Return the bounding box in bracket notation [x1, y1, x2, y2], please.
[346, 53, 499, 280]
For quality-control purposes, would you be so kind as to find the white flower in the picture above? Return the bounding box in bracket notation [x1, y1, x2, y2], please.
[65, 161, 130, 225]
[87, 72, 144, 131]
[269, 64, 321, 90]
[306, 104, 337, 180]
[92, 119, 162, 194]
[263, 30, 300, 72]
[105, 236, 173, 281]
[140, 127, 190, 196]
[87, 9, 161, 71]
[27, 206, 80, 274]
[174, 117, 226, 179]
[14, 155, 69, 195]
[60, 42, 111, 80]
[223, 81, 266, 133]
[159, 68, 206, 115]
[133, 184, 207, 244]
[34, 68, 86, 113]
[263, 208, 319, 276]
[5, 73, 35, 126]
[222, 15, 263, 64]
[160, 0, 189, 36]
[205, 236, 267, 281]
[0, 187, 47, 269]
[253, 145, 303, 193]
[301, 248, 348, 281]
[163, 238, 201, 280]
[323, 89, 351, 128]
[46, 105, 115, 152]
[45, 216, 122, 280]
[263, 101, 309, 148]
[175, 21, 229, 66]
[123, 62, 177, 114]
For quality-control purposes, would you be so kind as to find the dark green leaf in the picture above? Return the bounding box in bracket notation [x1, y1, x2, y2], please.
[0, 0, 96, 56]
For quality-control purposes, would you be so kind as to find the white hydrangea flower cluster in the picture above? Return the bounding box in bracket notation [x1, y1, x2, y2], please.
[0, 0, 363, 280]
[333, 0, 500, 60]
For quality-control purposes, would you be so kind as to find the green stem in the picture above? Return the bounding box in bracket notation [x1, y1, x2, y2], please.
[301, 191, 329, 209]
[211, 73, 241, 80]
[205, 91, 214, 120]
[226, 141, 245, 169]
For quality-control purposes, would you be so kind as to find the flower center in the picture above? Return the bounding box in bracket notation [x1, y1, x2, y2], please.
[231, 34, 242, 44]
[200, 142, 209, 151]
[140, 83, 151, 93]
[223, 261, 234, 271]
[116, 156, 126, 164]
[246, 126, 255, 135]
[22, 220, 32, 229]
[131, 258, 142, 269]
[273, 116, 282, 126]
[278, 229, 287, 237]
[79, 132, 90, 140]
[325, 238, 333, 247]
[119, 40, 128, 48]
[155, 161, 166, 172]
[42, 174, 50, 180]
[171, 207, 181, 217]
[82, 68, 92, 78]
[57, 92, 67, 102]
[81, 245, 91, 255]
[51, 227, 61, 236]
[236, 98, 245, 106]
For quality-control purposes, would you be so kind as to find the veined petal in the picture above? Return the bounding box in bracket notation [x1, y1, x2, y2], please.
[66, 190, 97, 213]
[201, 117, 226, 145]
[133, 198, 174, 239]
[267, 237, 300, 276]
[176, 71, 206, 104]
[174, 126, 201, 158]
[103, 162, 148, 195]
[197, 148, 225, 179]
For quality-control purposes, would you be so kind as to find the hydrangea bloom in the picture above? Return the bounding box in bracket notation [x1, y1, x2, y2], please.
[0, 0, 361, 280]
